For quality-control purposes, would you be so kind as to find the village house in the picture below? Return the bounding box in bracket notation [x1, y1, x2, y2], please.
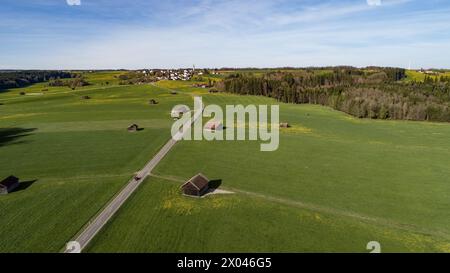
[0, 176, 19, 195]
[181, 173, 210, 197]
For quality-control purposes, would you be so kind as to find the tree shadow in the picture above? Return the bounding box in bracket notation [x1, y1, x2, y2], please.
[12, 179, 38, 193]
[0, 128, 36, 147]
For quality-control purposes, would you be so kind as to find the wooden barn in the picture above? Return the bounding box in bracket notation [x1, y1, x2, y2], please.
[127, 124, 140, 132]
[280, 122, 291, 128]
[81, 95, 91, 100]
[0, 176, 19, 195]
[171, 105, 189, 119]
[181, 173, 209, 197]
[149, 99, 158, 105]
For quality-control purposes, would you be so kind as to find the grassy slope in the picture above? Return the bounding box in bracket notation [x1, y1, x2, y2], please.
[0, 73, 192, 252]
[87, 81, 450, 253]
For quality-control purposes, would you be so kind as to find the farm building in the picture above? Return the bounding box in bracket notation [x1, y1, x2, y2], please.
[170, 91, 178, 95]
[181, 173, 210, 197]
[149, 99, 158, 105]
[171, 105, 189, 119]
[280, 123, 291, 128]
[0, 176, 19, 195]
[204, 121, 223, 131]
[81, 95, 91, 100]
[209, 88, 219, 93]
[127, 124, 140, 132]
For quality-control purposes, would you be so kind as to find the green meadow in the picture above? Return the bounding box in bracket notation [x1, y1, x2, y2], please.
[0, 73, 192, 252]
[87, 177, 447, 253]
[1, 75, 449, 253]
[88, 81, 450, 253]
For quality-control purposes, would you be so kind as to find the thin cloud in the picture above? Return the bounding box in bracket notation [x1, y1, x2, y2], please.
[367, 0, 382, 6]
[66, 0, 81, 6]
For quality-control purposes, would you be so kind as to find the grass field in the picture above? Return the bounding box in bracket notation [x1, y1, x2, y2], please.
[1, 75, 449, 253]
[86, 81, 450, 253]
[0, 73, 193, 252]
[87, 177, 447, 253]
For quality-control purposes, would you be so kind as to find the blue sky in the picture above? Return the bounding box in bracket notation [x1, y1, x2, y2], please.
[1, 0, 450, 69]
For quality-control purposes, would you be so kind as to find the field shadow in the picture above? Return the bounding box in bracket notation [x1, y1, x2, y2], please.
[12, 179, 38, 193]
[0, 128, 36, 147]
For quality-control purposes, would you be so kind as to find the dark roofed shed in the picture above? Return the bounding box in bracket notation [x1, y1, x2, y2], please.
[181, 173, 209, 197]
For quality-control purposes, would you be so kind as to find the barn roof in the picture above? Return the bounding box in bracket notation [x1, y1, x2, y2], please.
[0, 176, 19, 188]
[181, 173, 209, 191]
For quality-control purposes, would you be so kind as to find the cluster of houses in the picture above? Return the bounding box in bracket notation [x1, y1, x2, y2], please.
[139, 69, 197, 81]
[138, 68, 221, 81]
[418, 69, 439, 75]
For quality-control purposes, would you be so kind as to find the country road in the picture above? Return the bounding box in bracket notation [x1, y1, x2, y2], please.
[64, 98, 203, 253]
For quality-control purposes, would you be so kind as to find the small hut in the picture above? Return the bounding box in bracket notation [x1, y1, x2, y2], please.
[171, 105, 189, 119]
[181, 173, 209, 197]
[127, 124, 140, 132]
[204, 121, 223, 131]
[0, 176, 19, 195]
[170, 91, 178, 95]
[209, 88, 219, 93]
[19, 92, 26, 96]
[280, 123, 291, 128]
[81, 95, 91, 100]
[149, 99, 158, 105]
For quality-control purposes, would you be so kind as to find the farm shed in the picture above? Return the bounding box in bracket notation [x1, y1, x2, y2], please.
[181, 173, 210, 197]
[171, 105, 189, 119]
[280, 123, 291, 128]
[204, 121, 223, 131]
[127, 124, 140, 132]
[81, 95, 91, 100]
[0, 176, 19, 195]
[149, 99, 158, 105]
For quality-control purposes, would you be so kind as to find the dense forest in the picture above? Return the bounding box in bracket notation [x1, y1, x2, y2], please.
[216, 67, 450, 122]
[0, 71, 72, 90]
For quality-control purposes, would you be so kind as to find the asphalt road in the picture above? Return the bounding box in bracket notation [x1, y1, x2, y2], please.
[64, 102, 203, 253]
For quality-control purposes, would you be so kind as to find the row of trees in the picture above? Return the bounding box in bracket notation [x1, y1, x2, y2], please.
[0, 71, 72, 90]
[216, 68, 450, 122]
[423, 75, 450, 84]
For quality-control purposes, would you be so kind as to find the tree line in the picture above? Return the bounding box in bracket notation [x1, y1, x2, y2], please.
[0, 71, 72, 90]
[216, 67, 450, 122]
